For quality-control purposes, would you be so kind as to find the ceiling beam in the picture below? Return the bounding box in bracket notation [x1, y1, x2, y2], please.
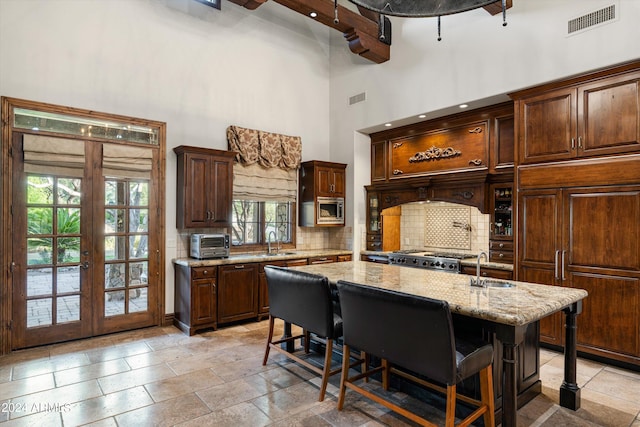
[228, 0, 391, 63]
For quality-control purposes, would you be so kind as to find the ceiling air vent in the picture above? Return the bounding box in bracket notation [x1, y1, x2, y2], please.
[349, 92, 366, 105]
[568, 4, 617, 35]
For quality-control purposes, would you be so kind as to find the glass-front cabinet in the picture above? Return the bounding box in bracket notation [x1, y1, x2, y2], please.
[489, 183, 514, 263]
[365, 188, 382, 251]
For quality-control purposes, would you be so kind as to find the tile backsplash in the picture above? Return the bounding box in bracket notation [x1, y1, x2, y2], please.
[175, 226, 352, 258]
[400, 202, 489, 255]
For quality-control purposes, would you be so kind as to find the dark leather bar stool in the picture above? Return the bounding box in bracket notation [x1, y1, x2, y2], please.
[262, 265, 344, 401]
[336, 280, 495, 427]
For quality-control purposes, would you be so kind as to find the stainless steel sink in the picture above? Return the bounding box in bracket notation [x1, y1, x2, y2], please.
[265, 252, 297, 256]
[483, 279, 514, 288]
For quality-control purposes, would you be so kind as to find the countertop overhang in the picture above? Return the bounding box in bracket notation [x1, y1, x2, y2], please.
[290, 261, 587, 327]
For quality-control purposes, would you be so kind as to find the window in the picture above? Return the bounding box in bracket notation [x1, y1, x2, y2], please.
[231, 200, 294, 247]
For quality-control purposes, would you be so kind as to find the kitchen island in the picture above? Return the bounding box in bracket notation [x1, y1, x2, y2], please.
[290, 260, 588, 427]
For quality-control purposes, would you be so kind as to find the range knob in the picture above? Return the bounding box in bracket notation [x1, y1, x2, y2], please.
[412, 259, 418, 264]
[435, 261, 441, 267]
[449, 264, 455, 269]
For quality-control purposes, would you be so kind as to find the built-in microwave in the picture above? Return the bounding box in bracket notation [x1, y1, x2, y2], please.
[316, 197, 345, 225]
[190, 233, 230, 259]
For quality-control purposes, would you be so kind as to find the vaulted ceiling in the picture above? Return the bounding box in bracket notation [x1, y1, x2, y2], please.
[228, 0, 512, 63]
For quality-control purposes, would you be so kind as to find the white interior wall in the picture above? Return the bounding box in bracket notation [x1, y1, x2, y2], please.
[331, 0, 640, 254]
[0, 0, 332, 313]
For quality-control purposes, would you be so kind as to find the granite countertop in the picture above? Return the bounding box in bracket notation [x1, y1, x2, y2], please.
[290, 261, 587, 327]
[173, 249, 352, 267]
[360, 250, 513, 271]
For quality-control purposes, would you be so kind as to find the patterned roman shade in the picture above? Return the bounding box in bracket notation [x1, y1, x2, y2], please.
[227, 125, 301, 201]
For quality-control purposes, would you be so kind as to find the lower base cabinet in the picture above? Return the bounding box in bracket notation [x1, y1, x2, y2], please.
[217, 263, 259, 324]
[174, 265, 217, 335]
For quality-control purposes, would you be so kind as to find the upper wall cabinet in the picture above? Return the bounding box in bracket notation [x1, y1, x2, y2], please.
[174, 145, 235, 229]
[513, 63, 640, 165]
[299, 160, 347, 199]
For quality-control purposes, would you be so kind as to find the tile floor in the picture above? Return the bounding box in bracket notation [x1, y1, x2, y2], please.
[1, 320, 639, 426]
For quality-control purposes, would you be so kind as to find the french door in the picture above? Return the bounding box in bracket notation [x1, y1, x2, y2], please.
[11, 133, 160, 349]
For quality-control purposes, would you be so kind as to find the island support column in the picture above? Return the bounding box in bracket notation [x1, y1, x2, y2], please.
[496, 324, 526, 427]
[560, 301, 582, 410]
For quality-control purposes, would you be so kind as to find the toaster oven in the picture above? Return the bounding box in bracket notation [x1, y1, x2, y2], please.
[190, 233, 230, 259]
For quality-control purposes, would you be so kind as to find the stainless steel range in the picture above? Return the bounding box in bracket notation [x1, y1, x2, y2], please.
[387, 250, 473, 273]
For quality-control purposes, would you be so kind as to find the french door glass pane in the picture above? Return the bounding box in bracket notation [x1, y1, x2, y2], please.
[25, 174, 82, 329]
[104, 179, 149, 316]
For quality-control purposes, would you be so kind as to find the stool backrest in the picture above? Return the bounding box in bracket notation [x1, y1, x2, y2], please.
[336, 280, 457, 385]
[264, 266, 335, 338]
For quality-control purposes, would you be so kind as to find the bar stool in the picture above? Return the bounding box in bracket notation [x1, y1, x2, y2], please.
[262, 266, 344, 401]
[336, 280, 495, 427]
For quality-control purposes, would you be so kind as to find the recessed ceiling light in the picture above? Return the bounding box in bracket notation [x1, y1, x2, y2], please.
[459, 104, 468, 109]
[418, 114, 426, 118]
[310, 11, 318, 18]
[384, 123, 392, 127]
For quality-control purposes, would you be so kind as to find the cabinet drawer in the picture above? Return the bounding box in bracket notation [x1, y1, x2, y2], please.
[259, 260, 288, 272]
[191, 266, 217, 279]
[337, 254, 352, 262]
[308, 255, 337, 264]
[489, 240, 514, 251]
[489, 250, 513, 263]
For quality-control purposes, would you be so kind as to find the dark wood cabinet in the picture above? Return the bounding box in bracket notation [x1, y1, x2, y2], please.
[371, 141, 388, 182]
[514, 67, 640, 165]
[174, 145, 235, 229]
[518, 181, 640, 365]
[174, 265, 217, 335]
[337, 254, 352, 262]
[299, 160, 346, 198]
[365, 188, 382, 251]
[489, 114, 515, 172]
[308, 255, 338, 265]
[217, 263, 259, 324]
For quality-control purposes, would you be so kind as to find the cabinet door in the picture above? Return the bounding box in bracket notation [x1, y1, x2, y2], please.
[192, 279, 217, 326]
[316, 166, 334, 196]
[518, 87, 577, 164]
[332, 167, 345, 197]
[518, 189, 563, 345]
[371, 141, 387, 182]
[579, 74, 640, 157]
[208, 157, 233, 227]
[490, 114, 515, 172]
[217, 264, 258, 324]
[182, 153, 211, 228]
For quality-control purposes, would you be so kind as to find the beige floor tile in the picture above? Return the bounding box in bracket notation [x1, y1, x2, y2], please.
[11, 352, 91, 380]
[176, 401, 271, 427]
[196, 375, 274, 410]
[584, 369, 640, 405]
[115, 392, 211, 426]
[54, 358, 131, 387]
[0, 373, 54, 401]
[125, 344, 193, 370]
[250, 380, 325, 421]
[144, 368, 225, 402]
[210, 354, 275, 382]
[0, 409, 62, 426]
[61, 386, 153, 426]
[98, 363, 176, 394]
[7, 380, 102, 420]
[85, 340, 153, 363]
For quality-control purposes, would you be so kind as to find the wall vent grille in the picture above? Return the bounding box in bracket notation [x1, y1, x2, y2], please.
[568, 4, 616, 35]
[349, 92, 366, 105]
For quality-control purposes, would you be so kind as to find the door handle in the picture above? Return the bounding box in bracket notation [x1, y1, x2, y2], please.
[81, 261, 90, 270]
[578, 136, 583, 148]
[571, 138, 575, 149]
[554, 250, 560, 280]
[561, 250, 566, 281]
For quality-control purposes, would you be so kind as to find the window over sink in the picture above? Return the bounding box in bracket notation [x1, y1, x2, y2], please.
[231, 200, 295, 248]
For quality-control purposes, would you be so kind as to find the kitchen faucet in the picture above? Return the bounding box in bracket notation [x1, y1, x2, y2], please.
[471, 251, 488, 287]
[267, 230, 278, 254]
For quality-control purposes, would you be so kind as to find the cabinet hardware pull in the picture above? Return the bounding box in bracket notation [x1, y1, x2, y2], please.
[571, 138, 575, 149]
[203, 270, 208, 274]
[561, 250, 566, 281]
[235, 265, 245, 269]
[499, 243, 504, 248]
[578, 136, 583, 148]
[499, 253, 504, 258]
[555, 250, 560, 280]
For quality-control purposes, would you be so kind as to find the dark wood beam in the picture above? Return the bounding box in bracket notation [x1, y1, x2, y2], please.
[227, 0, 390, 63]
[483, 0, 513, 16]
